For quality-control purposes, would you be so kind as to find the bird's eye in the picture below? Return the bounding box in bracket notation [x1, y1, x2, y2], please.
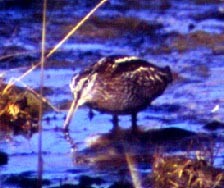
[83, 79, 89, 86]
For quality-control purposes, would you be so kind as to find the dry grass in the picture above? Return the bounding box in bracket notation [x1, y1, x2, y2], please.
[0, 81, 52, 134]
[0, 0, 109, 186]
[171, 31, 224, 53]
[194, 0, 223, 4]
[74, 16, 162, 40]
[152, 154, 224, 188]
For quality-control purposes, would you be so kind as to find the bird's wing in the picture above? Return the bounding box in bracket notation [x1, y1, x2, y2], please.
[119, 65, 169, 87]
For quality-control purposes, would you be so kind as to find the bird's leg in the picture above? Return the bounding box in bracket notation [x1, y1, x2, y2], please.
[131, 112, 137, 131]
[88, 108, 94, 121]
[112, 114, 119, 129]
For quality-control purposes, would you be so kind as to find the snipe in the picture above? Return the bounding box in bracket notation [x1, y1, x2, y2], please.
[64, 55, 173, 131]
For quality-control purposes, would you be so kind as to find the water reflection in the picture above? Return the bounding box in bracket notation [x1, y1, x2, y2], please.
[65, 125, 221, 169]
[62, 124, 224, 186]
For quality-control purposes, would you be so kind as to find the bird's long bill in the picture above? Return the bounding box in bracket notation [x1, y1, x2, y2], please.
[63, 97, 79, 130]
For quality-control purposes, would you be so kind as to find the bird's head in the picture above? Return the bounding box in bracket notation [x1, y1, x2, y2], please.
[70, 73, 97, 106]
[63, 73, 97, 130]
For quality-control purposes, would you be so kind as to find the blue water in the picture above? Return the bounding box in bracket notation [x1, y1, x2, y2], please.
[0, 0, 224, 187]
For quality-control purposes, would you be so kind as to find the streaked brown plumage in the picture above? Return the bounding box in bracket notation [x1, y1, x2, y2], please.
[64, 55, 173, 130]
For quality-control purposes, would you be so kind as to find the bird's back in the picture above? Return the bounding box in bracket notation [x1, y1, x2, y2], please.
[73, 56, 173, 114]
